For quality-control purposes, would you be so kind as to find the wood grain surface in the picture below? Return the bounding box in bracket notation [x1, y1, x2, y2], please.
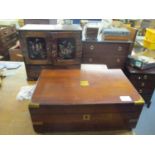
[32, 68, 143, 105]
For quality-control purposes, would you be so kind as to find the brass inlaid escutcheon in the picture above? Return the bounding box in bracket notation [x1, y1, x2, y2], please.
[29, 103, 40, 109]
[80, 80, 89, 87]
[83, 114, 91, 121]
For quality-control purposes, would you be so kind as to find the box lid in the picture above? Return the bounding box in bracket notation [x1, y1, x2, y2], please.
[32, 68, 143, 105]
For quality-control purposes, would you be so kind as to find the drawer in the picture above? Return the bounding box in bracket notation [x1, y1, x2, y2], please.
[82, 43, 131, 57]
[31, 112, 136, 132]
[136, 87, 154, 95]
[129, 80, 155, 90]
[29, 104, 142, 132]
[129, 74, 155, 82]
[82, 56, 127, 68]
[31, 112, 126, 124]
[32, 121, 131, 133]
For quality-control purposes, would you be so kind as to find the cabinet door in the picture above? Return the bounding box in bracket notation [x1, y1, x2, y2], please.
[19, 31, 52, 65]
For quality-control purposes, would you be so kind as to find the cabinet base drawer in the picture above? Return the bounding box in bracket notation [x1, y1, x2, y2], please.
[29, 104, 143, 133]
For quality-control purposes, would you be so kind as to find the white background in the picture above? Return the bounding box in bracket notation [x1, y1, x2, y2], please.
[0, 0, 155, 154]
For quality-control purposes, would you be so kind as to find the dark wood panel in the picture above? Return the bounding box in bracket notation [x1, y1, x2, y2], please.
[29, 104, 142, 114]
[82, 42, 131, 57]
[124, 65, 155, 107]
[32, 122, 131, 133]
[82, 56, 127, 68]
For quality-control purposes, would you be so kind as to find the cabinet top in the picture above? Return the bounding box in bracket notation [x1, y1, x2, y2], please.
[18, 24, 82, 31]
[32, 68, 143, 105]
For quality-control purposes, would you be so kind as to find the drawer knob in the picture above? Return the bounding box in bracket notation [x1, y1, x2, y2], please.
[138, 76, 142, 80]
[141, 82, 145, 87]
[89, 58, 93, 62]
[139, 89, 143, 93]
[117, 46, 123, 51]
[83, 114, 91, 121]
[116, 58, 120, 63]
[143, 75, 148, 80]
[89, 45, 95, 50]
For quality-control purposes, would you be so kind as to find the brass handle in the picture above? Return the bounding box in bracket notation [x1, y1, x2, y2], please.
[139, 89, 143, 94]
[117, 46, 123, 51]
[89, 45, 95, 50]
[83, 114, 91, 121]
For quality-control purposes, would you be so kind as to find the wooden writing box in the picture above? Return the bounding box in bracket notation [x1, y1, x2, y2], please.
[29, 67, 144, 133]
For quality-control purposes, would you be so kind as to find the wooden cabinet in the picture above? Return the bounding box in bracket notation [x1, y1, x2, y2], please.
[124, 66, 155, 107]
[0, 25, 18, 60]
[18, 24, 82, 80]
[18, 25, 134, 81]
[29, 68, 144, 133]
[82, 41, 132, 69]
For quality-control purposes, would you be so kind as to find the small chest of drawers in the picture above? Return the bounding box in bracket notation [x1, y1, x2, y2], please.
[124, 66, 155, 107]
[82, 41, 132, 69]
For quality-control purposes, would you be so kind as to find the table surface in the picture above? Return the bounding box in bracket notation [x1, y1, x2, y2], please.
[32, 68, 143, 105]
[0, 62, 36, 134]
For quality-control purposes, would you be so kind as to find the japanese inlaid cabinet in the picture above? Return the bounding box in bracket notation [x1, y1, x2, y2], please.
[18, 24, 82, 80]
